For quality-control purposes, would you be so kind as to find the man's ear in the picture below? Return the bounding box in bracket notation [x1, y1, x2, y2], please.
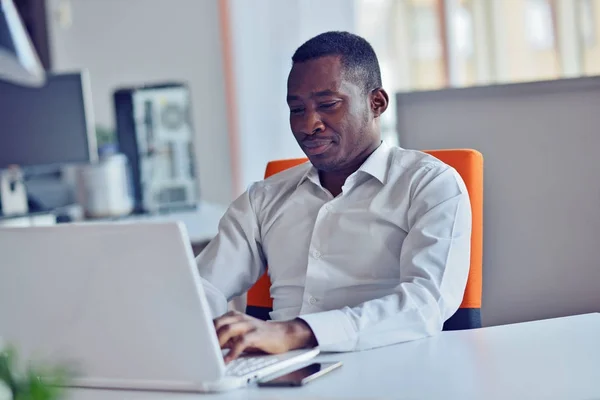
[370, 88, 389, 118]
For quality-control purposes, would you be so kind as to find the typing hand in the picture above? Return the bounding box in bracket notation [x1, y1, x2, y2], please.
[213, 310, 317, 363]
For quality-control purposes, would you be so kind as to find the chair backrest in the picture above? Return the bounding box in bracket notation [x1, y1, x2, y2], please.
[246, 149, 483, 330]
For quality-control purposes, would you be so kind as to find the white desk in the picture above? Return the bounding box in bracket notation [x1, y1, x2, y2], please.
[0, 202, 228, 244]
[115, 201, 227, 244]
[68, 313, 600, 400]
[0, 212, 56, 227]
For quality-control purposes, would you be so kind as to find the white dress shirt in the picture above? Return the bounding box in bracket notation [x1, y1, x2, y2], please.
[196, 142, 471, 352]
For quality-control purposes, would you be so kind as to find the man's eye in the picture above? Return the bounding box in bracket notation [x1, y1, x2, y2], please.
[290, 108, 304, 115]
[319, 102, 338, 109]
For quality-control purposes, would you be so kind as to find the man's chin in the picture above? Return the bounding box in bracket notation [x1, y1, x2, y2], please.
[303, 144, 346, 171]
[307, 155, 339, 172]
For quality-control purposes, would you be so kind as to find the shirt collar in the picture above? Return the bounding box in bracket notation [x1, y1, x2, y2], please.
[297, 141, 391, 188]
[356, 141, 390, 184]
[297, 163, 320, 188]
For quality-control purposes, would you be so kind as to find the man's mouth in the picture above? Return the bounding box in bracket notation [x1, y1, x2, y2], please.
[302, 139, 334, 156]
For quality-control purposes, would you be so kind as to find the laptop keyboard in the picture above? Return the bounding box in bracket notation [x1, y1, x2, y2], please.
[226, 356, 280, 377]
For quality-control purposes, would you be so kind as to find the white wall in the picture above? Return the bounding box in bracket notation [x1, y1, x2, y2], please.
[397, 77, 600, 326]
[46, 0, 233, 205]
[229, 0, 356, 192]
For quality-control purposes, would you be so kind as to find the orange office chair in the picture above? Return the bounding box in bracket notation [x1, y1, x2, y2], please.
[246, 149, 483, 330]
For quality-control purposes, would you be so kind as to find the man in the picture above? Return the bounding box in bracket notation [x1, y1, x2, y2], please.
[196, 31, 471, 363]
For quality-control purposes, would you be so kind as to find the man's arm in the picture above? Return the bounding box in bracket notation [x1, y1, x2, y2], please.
[196, 185, 267, 318]
[299, 166, 472, 351]
[201, 185, 318, 362]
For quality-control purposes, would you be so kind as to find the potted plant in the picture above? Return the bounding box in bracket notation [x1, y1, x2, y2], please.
[0, 346, 71, 400]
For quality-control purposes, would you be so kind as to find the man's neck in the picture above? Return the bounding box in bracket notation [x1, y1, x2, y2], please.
[319, 141, 381, 197]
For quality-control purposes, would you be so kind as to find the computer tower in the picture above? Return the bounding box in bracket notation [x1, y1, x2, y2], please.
[114, 83, 199, 213]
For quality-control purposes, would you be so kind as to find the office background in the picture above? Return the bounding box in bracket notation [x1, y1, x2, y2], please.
[3, 0, 600, 327]
[42, 0, 600, 197]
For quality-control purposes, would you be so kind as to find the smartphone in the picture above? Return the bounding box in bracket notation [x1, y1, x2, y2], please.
[258, 361, 342, 387]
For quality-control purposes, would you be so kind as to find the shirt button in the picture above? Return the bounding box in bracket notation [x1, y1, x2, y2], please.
[308, 296, 318, 305]
[324, 204, 333, 212]
[313, 250, 321, 259]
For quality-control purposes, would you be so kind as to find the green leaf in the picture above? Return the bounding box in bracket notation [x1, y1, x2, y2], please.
[0, 345, 74, 400]
[0, 347, 18, 395]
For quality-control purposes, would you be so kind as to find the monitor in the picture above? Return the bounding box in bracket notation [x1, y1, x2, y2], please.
[0, 71, 97, 168]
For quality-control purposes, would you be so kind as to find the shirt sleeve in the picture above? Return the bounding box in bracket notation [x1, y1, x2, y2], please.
[300, 166, 472, 352]
[195, 185, 267, 319]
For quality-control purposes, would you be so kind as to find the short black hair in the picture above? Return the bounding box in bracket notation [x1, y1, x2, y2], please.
[292, 31, 382, 93]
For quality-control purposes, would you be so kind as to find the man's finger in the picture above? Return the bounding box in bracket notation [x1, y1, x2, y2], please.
[216, 321, 254, 348]
[213, 311, 245, 331]
[224, 333, 257, 363]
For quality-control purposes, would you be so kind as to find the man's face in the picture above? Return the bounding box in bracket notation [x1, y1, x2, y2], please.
[287, 56, 376, 172]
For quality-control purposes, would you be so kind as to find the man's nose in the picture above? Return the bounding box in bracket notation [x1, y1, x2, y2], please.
[303, 110, 325, 136]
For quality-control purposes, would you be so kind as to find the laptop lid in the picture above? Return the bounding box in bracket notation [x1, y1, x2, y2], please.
[0, 222, 226, 390]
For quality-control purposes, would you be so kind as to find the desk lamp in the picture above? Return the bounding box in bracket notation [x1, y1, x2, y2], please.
[0, 0, 45, 216]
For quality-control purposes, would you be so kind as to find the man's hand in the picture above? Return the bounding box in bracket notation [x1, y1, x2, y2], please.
[213, 311, 318, 363]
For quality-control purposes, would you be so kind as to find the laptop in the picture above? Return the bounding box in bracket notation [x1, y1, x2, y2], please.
[0, 222, 319, 392]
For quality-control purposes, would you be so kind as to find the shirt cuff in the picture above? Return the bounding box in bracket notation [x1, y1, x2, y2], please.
[201, 278, 228, 319]
[299, 309, 358, 352]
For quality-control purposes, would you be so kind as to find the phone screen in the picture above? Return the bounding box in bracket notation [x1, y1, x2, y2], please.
[258, 362, 342, 387]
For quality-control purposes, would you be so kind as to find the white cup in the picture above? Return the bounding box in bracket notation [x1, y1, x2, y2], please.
[77, 153, 134, 219]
